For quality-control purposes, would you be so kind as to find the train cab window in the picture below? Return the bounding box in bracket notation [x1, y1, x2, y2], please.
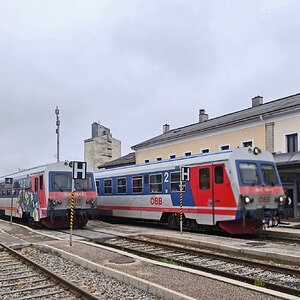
[52, 173, 72, 191]
[171, 172, 186, 192]
[239, 162, 260, 185]
[117, 177, 127, 194]
[199, 168, 210, 190]
[132, 176, 143, 194]
[104, 179, 112, 194]
[214, 166, 224, 184]
[261, 164, 279, 186]
[150, 174, 162, 193]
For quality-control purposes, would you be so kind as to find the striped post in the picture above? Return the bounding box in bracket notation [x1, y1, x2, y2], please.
[179, 182, 183, 234]
[70, 191, 75, 246]
[10, 182, 13, 225]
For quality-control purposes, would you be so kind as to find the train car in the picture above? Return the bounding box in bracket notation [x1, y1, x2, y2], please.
[95, 147, 285, 235]
[0, 162, 98, 228]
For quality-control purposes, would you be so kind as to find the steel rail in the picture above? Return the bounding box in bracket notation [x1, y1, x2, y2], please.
[0, 243, 101, 300]
[96, 236, 300, 297]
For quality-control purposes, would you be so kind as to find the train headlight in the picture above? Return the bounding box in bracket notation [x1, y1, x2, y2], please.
[276, 195, 285, 203]
[49, 198, 58, 206]
[241, 194, 253, 204]
[253, 147, 261, 155]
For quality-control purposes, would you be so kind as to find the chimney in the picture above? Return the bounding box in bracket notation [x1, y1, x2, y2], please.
[252, 96, 263, 107]
[199, 109, 208, 123]
[163, 124, 170, 134]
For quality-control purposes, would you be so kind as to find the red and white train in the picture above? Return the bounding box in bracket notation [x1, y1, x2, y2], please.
[95, 147, 285, 235]
[0, 162, 98, 228]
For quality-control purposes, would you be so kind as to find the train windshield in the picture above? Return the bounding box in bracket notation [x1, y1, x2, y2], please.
[239, 162, 260, 185]
[260, 164, 279, 186]
[52, 173, 72, 191]
[51, 172, 94, 191]
[74, 173, 94, 191]
[238, 162, 280, 186]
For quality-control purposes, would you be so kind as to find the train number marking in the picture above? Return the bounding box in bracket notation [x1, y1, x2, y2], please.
[150, 197, 163, 205]
[164, 172, 169, 183]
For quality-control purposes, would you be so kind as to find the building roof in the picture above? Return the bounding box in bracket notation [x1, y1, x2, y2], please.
[132, 93, 300, 150]
[97, 152, 136, 169]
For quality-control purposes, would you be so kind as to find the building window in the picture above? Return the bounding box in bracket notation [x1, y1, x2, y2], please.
[185, 151, 192, 156]
[220, 145, 230, 151]
[286, 133, 298, 153]
[104, 179, 112, 194]
[169, 154, 176, 159]
[150, 174, 162, 193]
[170, 172, 186, 192]
[144, 159, 150, 163]
[156, 157, 162, 161]
[132, 176, 143, 193]
[242, 140, 253, 148]
[117, 177, 127, 194]
[201, 148, 209, 153]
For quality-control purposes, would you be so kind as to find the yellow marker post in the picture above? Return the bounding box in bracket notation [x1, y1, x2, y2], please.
[70, 187, 75, 246]
[179, 182, 183, 235]
[10, 181, 13, 225]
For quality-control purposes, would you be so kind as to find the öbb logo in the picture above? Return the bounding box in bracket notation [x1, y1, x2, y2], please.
[259, 196, 270, 203]
[150, 197, 163, 205]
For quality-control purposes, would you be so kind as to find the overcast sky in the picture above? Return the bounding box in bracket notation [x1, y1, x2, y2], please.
[1, 0, 299, 174]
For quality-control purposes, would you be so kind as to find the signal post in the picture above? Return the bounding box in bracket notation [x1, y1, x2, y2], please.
[70, 161, 87, 246]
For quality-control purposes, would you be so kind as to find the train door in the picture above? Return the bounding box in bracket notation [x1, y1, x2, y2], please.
[193, 164, 234, 225]
[32, 175, 46, 221]
[191, 165, 214, 225]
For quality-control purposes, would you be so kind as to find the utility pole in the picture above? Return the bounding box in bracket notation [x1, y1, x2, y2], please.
[55, 106, 60, 162]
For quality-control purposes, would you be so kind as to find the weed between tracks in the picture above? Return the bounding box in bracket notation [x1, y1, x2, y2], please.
[157, 257, 179, 265]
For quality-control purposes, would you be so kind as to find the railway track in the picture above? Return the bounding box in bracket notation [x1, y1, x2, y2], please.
[0, 243, 100, 300]
[96, 236, 300, 297]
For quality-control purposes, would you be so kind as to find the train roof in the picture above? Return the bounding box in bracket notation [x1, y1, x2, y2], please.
[95, 147, 275, 178]
[0, 161, 73, 181]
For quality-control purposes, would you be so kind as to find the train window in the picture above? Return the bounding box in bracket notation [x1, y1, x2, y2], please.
[199, 168, 210, 190]
[34, 178, 38, 192]
[96, 180, 100, 195]
[150, 174, 162, 193]
[104, 179, 112, 194]
[132, 176, 143, 194]
[170, 172, 186, 192]
[239, 162, 260, 185]
[117, 177, 127, 194]
[261, 164, 279, 186]
[0, 183, 5, 195]
[40, 175, 43, 190]
[214, 166, 224, 184]
[52, 173, 72, 190]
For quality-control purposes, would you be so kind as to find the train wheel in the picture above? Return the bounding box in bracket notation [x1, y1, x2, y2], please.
[28, 217, 41, 229]
[167, 213, 179, 229]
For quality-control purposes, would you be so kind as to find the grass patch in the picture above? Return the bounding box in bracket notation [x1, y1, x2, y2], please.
[254, 278, 265, 287]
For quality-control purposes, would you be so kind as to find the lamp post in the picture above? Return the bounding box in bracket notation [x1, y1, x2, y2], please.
[55, 106, 60, 162]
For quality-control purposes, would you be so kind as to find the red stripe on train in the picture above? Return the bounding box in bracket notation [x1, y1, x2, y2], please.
[240, 186, 284, 194]
[96, 205, 236, 215]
